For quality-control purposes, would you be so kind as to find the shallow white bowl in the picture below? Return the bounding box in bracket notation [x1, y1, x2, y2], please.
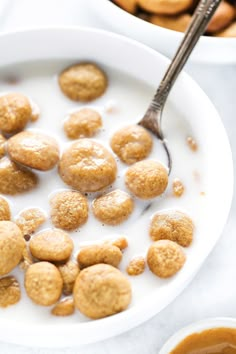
[89, 0, 236, 64]
[0, 27, 233, 347]
[159, 317, 236, 353]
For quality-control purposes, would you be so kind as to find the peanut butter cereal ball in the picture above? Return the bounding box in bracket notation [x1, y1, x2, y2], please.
[0, 134, 6, 158]
[92, 189, 134, 225]
[137, 0, 193, 15]
[59, 63, 107, 102]
[64, 108, 102, 139]
[147, 240, 186, 278]
[0, 276, 21, 308]
[7, 131, 60, 171]
[50, 190, 88, 231]
[58, 260, 80, 295]
[59, 139, 117, 192]
[150, 210, 194, 247]
[113, 0, 137, 13]
[110, 125, 153, 165]
[15, 208, 46, 236]
[125, 160, 168, 199]
[0, 157, 38, 195]
[51, 298, 75, 316]
[0, 196, 11, 221]
[207, 1, 235, 33]
[150, 14, 191, 32]
[77, 243, 122, 268]
[0, 93, 32, 134]
[126, 256, 145, 276]
[30, 229, 73, 262]
[25, 262, 63, 306]
[0, 221, 24, 276]
[73, 264, 132, 319]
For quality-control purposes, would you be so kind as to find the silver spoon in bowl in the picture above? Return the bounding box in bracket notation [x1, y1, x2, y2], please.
[138, 0, 221, 174]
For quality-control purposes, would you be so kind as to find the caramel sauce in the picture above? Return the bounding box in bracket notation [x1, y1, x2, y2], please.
[170, 328, 236, 354]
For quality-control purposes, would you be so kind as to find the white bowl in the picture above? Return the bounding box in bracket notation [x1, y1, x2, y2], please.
[0, 28, 233, 347]
[159, 317, 236, 353]
[88, 0, 236, 64]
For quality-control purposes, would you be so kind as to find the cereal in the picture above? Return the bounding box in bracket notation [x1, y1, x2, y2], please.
[92, 189, 134, 225]
[110, 125, 153, 164]
[0, 93, 32, 133]
[125, 160, 168, 199]
[112, 237, 128, 250]
[113, 0, 137, 13]
[217, 22, 236, 37]
[0, 221, 24, 276]
[73, 264, 132, 319]
[64, 108, 102, 139]
[77, 243, 122, 268]
[172, 178, 185, 197]
[19, 242, 33, 271]
[50, 190, 88, 231]
[0, 134, 6, 158]
[0, 276, 21, 308]
[15, 208, 46, 235]
[7, 131, 60, 171]
[207, 1, 235, 33]
[58, 261, 80, 295]
[51, 298, 75, 316]
[59, 63, 107, 102]
[149, 210, 194, 247]
[150, 14, 191, 32]
[59, 139, 117, 192]
[147, 240, 186, 278]
[29, 229, 73, 262]
[0, 196, 11, 221]
[0, 157, 38, 195]
[186, 136, 198, 151]
[24, 262, 63, 306]
[126, 256, 145, 276]
[137, 0, 193, 15]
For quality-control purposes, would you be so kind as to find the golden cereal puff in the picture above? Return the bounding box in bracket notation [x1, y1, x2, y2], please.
[51, 298, 75, 316]
[110, 125, 153, 165]
[59, 139, 117, 192]
[216, 21, 236, 37]
[147, 240, 186, 278]
[150, 210, 194, 247]
[77, 243, 122, 268]
[50, 190, 88, 231]
[0, 157, 38, 195]
[125, 160, 168, 199]
[92, 189, 134, 225]
[73, 264, 132, 319]
[0, 276, 21, 308]
[0, 221, 24, 276]
[111, 237, 128, 250]
[137, 0, 193, 15]
[150, 14, 191, 32]
[126, 256, 145, 276]
[7, 131, 60, 171]
[113, 0, 137, 13]
[0, 196, 11, 221]
[64, 108, 102, 139]
[0, 134, 6, 158]
[24, 262, 63, 306]
[58, 260, 80, 295]
[59, 63, 108, 102]
[15, 208, 46, 235]
[0, 93, 32, 133]
[207, 1, 235, 33]
[29, 229, 73, 262]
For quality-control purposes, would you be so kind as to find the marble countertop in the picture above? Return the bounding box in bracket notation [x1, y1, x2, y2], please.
[0, 1, 235, 353]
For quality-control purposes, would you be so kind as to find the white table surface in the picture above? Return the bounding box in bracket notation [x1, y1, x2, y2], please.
[0, 0, 235, 353]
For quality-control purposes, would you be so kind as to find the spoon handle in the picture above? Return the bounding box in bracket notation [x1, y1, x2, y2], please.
[149, 0, 221, 113]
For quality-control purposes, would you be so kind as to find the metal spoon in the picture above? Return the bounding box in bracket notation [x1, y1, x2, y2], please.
[138, 0, 221, 174]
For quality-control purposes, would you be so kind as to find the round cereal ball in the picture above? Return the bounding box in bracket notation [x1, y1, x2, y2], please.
[24, 262, 63, 306]
[7, 131, 60, 171]
[50, 190, 88, 231]
[77, 243, 122, 268]
[58, 260, 80, 295]
[137, 0, 193, 15]
[73, 264, 131, 319]
[110, 125, 153, 164]
[58, 63, 107, 102]
[147, 240, 186, 278]
[92, 189, 134, 225]
[0, 157, 38, 195]
[29, 229, 73, 262]
[0, 134, 6, 159]
[0, 221, 24, 276]
[59, 139, 117, 192]
[0, 196, 11, 221]
[64, 108, 102, 139]
[0, 93, 32, 133]
[150, 210, 194, 247]
[125, 160, 168, 199]
[0, 276, 21, 308]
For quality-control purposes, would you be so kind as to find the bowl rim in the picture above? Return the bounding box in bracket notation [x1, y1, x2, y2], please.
[0, 26, 233, 347]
